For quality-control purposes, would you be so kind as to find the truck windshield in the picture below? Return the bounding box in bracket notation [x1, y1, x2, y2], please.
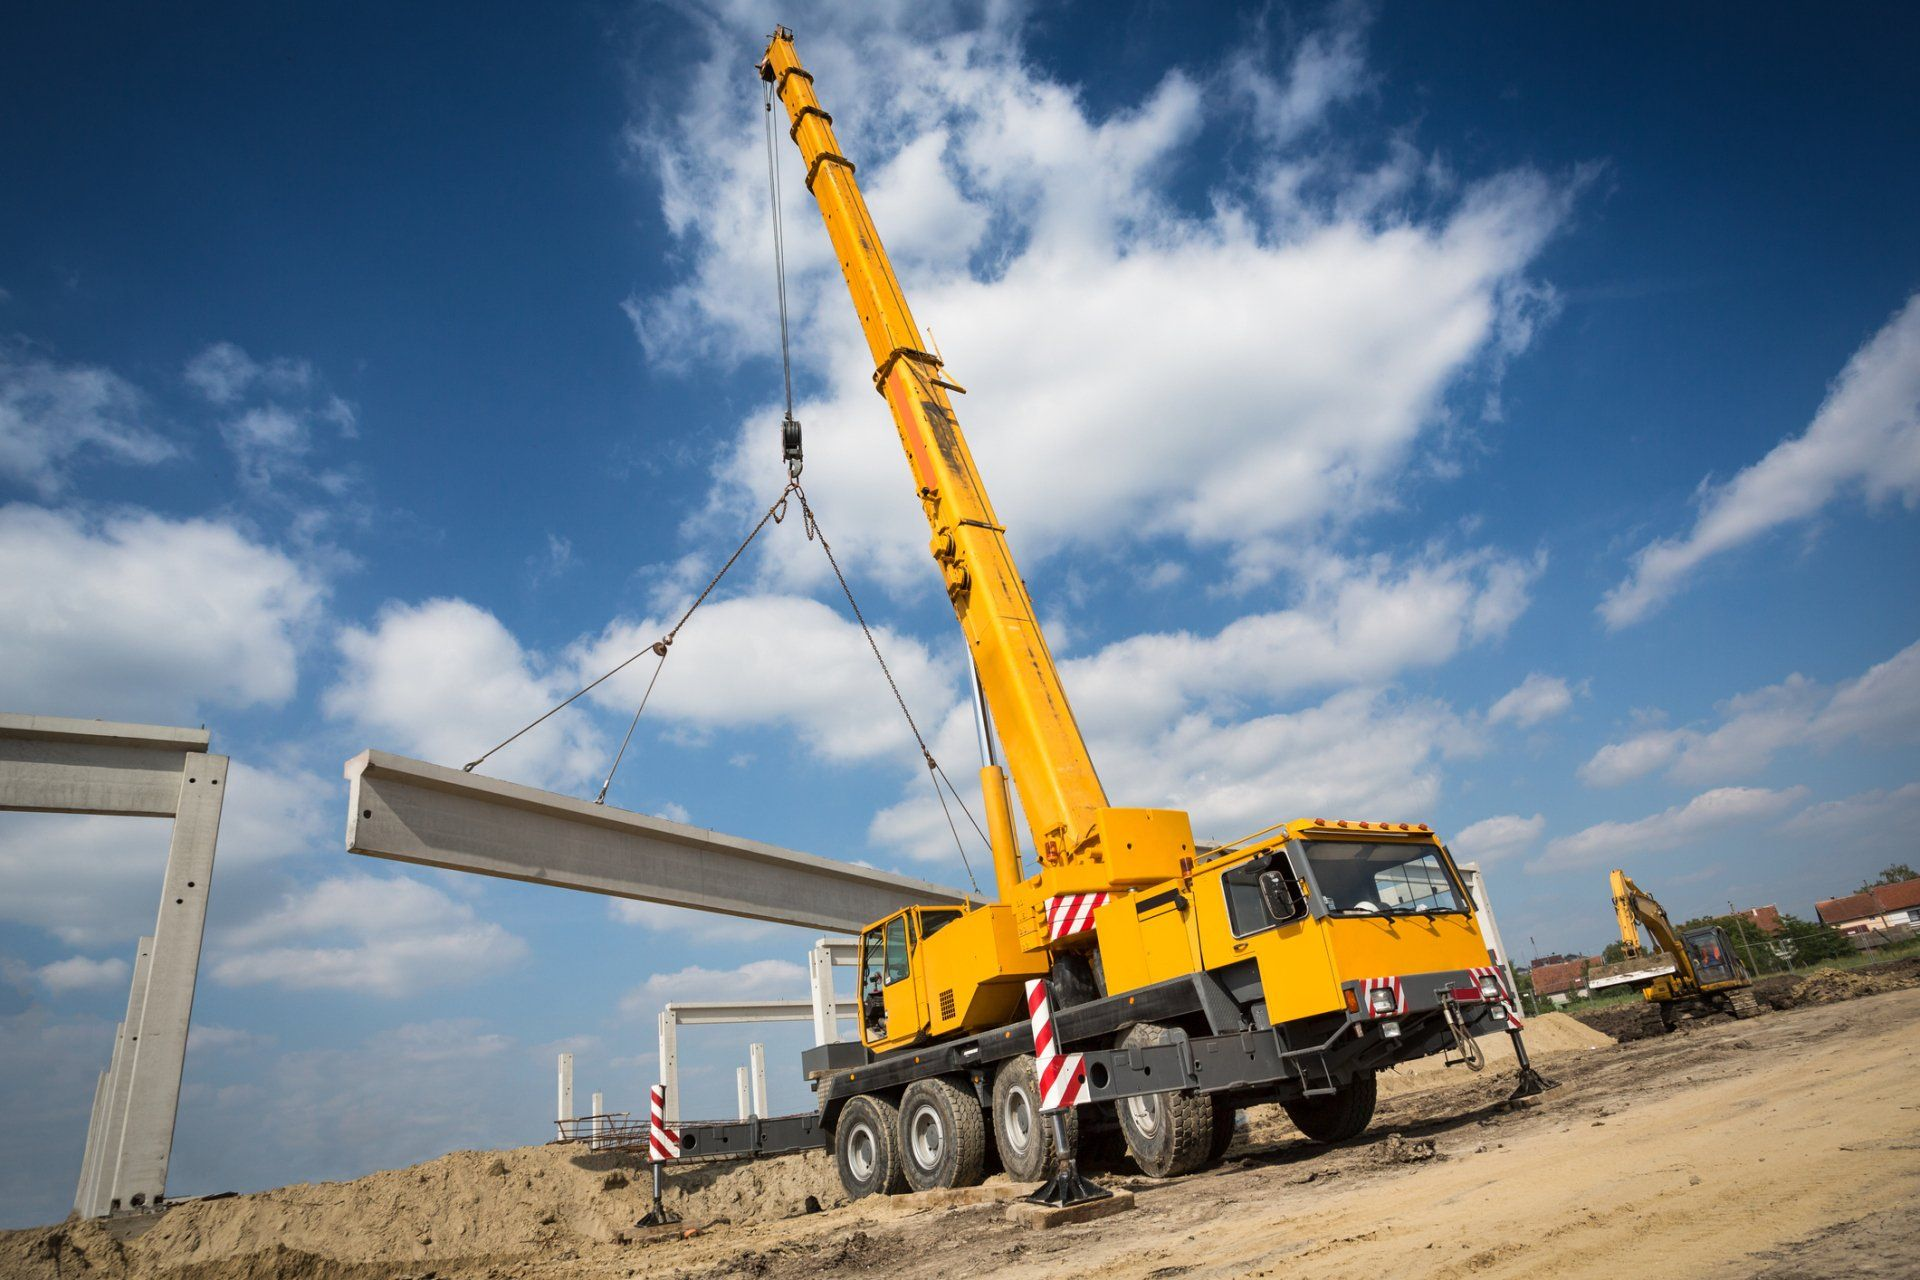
[1301, 840, 1465, 917]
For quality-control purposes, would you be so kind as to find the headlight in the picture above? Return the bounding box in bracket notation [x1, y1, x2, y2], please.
[1369, 988, 1398, 1014]
[1478, 974, 1504, 1001]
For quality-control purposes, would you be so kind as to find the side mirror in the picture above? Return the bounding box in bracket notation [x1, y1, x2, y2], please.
[1259, 869, 1305, 925]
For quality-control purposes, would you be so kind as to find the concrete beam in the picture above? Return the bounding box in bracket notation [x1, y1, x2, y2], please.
[663, 999, 854, 1026]
[0, 714, 209, 818]
[344, 750, 968, 932]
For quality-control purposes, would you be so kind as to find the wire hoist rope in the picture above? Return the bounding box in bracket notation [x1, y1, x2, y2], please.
[764, 79, 802, 480]
[461, 482, 798, 780]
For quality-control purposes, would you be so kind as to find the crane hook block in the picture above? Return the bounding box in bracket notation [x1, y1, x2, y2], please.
[782, 414, 803, 475]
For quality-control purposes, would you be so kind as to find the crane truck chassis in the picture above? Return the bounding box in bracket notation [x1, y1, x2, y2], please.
[638, 28, 1564, 1200]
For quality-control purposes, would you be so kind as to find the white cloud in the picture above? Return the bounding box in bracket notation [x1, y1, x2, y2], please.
[0, 343, 173, 496]
[1579, 638, 1920, 786]
[187, 1023, 275, 1054]
[872, 684, 1479, 861]
[0, 760, 328, 952]
[632, 8, 1575, 592]
[1450, 813, 1545, 864]
[324, 597, 604, 790]
[574, 594, 956, 765]
[617, 959, 810, 1016]
[1602, 292, 1920, 626]
[183, 341, 315, 405]
[1784, 781, 1920, 848]
[1061, 547, 1539, 737]
[1486, 673, 1577, 728]
[0, 504, 324, 722]
[1534, 785, 1808, 872]
[35, 955, 129, 993]
[606, 898, 798, 945]
[211, 873, 528, 997]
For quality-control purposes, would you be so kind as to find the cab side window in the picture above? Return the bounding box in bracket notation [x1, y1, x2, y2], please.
[883, 915, 910, 984]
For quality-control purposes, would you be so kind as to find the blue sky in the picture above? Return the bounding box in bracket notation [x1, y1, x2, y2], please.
[2, 0, 1917, 1228]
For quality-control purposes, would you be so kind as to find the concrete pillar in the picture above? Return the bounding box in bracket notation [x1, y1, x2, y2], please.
[557, 1053, 574, 1122]
[590, 1091, 604, 1143]
[102, 756, 224, 1211]
[808, 939, 839, 1045]
[736, 1067, 751, 1120]
[73, 1070, 110, 1216]
[656, 1011, 679, 1124]
[750, 1042, 767, 1118]
[93, 936, 155, 1212]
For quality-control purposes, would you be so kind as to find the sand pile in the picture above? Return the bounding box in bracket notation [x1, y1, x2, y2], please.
[1374, 1012, 1612, 1097]
[1, 1141, 844, 1280]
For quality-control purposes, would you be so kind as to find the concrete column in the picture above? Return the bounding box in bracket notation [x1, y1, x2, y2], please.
[736, 1067, 750, 1120]
[656, 1011, 679, 1124]
[82, 1027, 125, 1217]
[590, 1091, 604, 1143]
[557, 1053, 574, 1122]
[749, 1042, 767, 1118]
[808, 939, 839, 1045]
[92, 933, 156, 1215]
[73, 1070, 110, 1215]
[102, 756, 224, 1211]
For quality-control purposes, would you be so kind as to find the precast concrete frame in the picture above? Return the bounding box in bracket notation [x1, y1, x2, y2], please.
[653, 937, 856, 1123]
[0, 714, 228, 1218]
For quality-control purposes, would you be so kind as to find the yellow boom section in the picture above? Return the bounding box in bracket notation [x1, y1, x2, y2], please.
[760, 30, 1192, 897]
[1610, 868, 1693, 978]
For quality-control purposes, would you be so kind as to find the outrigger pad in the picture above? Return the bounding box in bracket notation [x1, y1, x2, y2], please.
[635, 1203, 682, 1228]
[1508, 1064, 1558, 1101]
[1023, 1163, 1114, 1209]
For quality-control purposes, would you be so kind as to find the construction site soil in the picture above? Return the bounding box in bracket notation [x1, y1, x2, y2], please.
[7, 982, 1918, 1280]
[1567, 953, 1920, 1042]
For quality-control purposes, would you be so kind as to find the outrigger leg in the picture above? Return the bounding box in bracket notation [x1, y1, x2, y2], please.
[1023, 1111, 1113, 1209]
[635, 1162, 681, 1228]
[1505, 1026, 1557, 1101]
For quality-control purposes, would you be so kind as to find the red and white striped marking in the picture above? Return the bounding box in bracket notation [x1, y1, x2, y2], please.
[1472, 965, 1525, 1029]
[1024, 979, 1088, 1112]
[648, 1083, 680, 1162]
[1359, 975, 1405, 1017]
[1045, 892, 1109, 941]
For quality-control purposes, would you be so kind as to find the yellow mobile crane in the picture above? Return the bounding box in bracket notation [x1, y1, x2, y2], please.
[1587, 869, 1760, 1029]
[755, 27, 1544, 1199]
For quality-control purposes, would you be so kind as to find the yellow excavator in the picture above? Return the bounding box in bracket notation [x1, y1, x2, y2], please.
[751, 27, 1547, 1201]
[1587, 869, 1760, 1030]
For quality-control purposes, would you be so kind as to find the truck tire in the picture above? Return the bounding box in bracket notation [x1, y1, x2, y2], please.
[1114, 1022, 1216, 1178]
[991, 1054, 1074, 1182]
[1206, 1103, 1239, 1163]
[834, 1094, 907, 1200]
[898, 1077, 987, 1192]
[1282, 1072, 1376, 1144]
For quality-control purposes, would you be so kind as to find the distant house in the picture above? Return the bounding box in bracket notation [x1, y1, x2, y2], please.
[1736, 904, 1782, 935]
[1816, 878, 1920, 947]
[1529, 956, 1600, 1002]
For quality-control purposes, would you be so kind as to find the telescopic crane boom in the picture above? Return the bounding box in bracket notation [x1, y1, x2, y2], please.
[759, 28, 1193, 921]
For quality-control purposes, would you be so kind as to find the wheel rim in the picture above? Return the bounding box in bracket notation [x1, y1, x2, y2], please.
[847, 1120, 876, 1182]
[910, 1103, 945, 1169]
[1003, 1085, 1033, 1157]
[1127, 1092, 1163, 1139]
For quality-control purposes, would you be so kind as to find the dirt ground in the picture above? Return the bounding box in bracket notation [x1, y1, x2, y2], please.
[1571, 953, 1920, 1042]
[7, 981, 1918, 1280]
